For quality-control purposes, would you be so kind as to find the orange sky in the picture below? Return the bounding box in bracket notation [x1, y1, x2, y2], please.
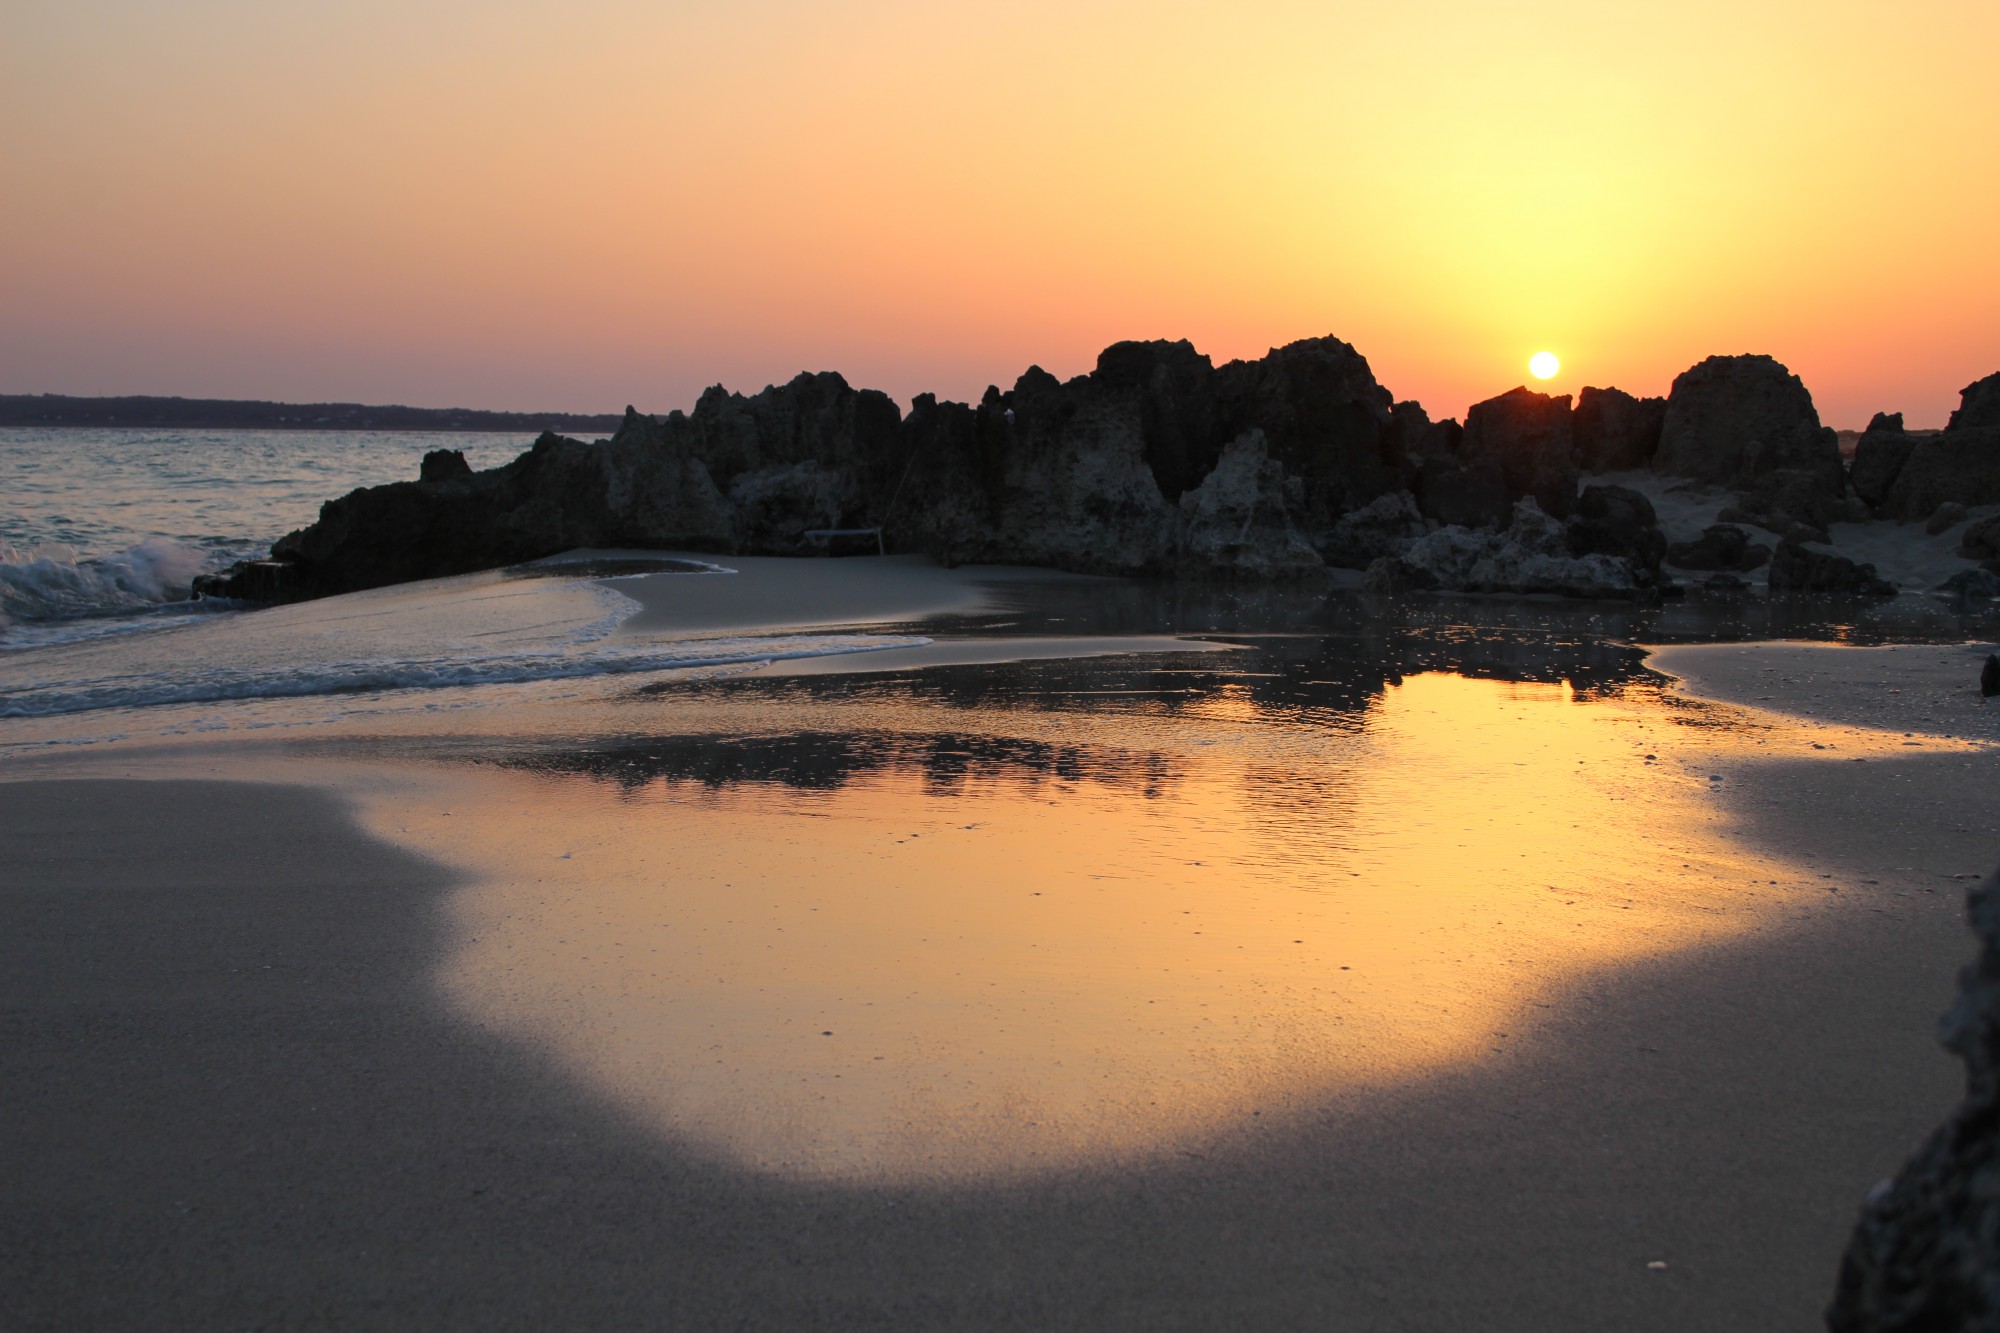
[4, 0, 1996, 425]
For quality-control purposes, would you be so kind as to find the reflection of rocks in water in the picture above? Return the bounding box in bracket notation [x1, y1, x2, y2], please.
[508, 730, 1176, 799]
[664, 629, 1656, 727]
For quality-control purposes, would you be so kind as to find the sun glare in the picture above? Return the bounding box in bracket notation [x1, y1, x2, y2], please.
[1528, 351, 1560, 380]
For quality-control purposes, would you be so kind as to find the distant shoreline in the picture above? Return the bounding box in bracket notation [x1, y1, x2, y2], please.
[0, 393, 623, 434]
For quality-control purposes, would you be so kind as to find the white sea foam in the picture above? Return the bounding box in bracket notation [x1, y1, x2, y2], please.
[0, 632, 927, 720]
[0, 539, 214, 627]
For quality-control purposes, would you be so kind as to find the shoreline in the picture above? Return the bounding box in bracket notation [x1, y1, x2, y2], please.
[4, 633, 1996, 1327]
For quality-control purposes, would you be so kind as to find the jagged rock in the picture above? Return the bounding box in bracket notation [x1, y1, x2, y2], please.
[1928, 502, 1970, 537]
[1949, 372, 2000, 433]
[1211, 335, 1401, 529]
[1766, 538, 1896, 596]
[1829, 868, 2000, 1331]
[1359, 555, 1432, 597]
[1566, 484, 1666, 576]
[1882, 428, 2000, 520]
[1415, 454, 1512, 530]
[1092, 338, 1223, 501]
[1322, 490, 1429, 568]
[420, 449, 471, 483]
[727, 461, 855, 553]
[1739, 467, 1851, 535]
[1573, 386, 1666, 472]
[1851, 416, 1916, 509]
[1666, 524, 1772, 572]
[1461, 386, 1578, 517]
[1396, 499, 1640, 598]
[969, 365, 1177, 574]
[1654, 354, 1843, 491]
[197, 411, 739, 601]
[1934, 568, 2000, 601]
[1174, 430, 1325, 580]
[1702, 572, 1749, 592]
[1959, 515, 2000, 560]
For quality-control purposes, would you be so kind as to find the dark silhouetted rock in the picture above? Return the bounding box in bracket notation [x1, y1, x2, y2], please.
[1987, 655, 2000, 699]
[1359, 554, 1433, 597]
[1949, 372, 2000, 433]
[1396, 499, 1641, 598]
[1323, 491, 1429, 569]
[1211, 336, 1400, 530]
[1829, 868, 2000, 1330]
[1881, 429, 2000, 520]
[1573, 386, 1666, 472]
[1766, 538, 1896, 597]
[1415, 454, 1512, 530]
[1960, 515, 2000, 561]
[1934, 568, 2000, 601]
[1174, 430, 1326, 580]
[1738, 467, 1850, 536]
[1850, 416, 1917, 509]
[1928, 502, 1970, 536]
[1566, 484, 1666, 576]
[1702, 572, 1749, 592]
[1665, 524, 1771, 572]
[1461, 386, 1578, 517]
[1654, 354, 1842, 491]
[419, 448, 471, 483]
[1092, 338, 1223, 501]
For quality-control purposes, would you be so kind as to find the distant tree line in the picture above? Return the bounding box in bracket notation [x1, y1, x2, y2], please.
[0, 393, 625, 434]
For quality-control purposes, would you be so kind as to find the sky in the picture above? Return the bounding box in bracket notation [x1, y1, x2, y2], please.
[4, 0, 1996, 426]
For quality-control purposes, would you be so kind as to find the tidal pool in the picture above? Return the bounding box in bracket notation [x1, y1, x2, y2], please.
[377, 655, 1895, 1184]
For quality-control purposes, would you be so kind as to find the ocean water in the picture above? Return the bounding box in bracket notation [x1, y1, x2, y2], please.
[0, 427, 540, 637]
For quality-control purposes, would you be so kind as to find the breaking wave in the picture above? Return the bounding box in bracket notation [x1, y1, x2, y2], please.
[0, 633, 929, 719]
[0, 539, 217, 627]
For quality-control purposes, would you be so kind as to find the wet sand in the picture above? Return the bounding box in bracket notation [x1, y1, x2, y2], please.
[5, 646, 1995, 1329]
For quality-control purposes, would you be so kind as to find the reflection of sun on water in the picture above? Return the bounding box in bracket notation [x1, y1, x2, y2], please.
[392, 673, 1794, 1183]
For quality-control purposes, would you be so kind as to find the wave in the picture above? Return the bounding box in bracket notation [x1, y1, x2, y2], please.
[0, 539, 217, 627]
[0, 633, 929, 719]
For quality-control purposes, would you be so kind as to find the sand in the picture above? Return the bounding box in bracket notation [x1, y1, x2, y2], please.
[5, 635, 1998, 1328]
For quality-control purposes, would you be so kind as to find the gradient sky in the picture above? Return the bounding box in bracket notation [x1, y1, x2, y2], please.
[4, 0, 1996, 425]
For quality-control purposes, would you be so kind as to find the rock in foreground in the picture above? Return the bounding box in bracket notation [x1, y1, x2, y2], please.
[1829, 869, 2000, 1331]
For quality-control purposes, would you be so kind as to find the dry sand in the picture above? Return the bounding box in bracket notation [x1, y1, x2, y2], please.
[5, 639, 1998, 1329]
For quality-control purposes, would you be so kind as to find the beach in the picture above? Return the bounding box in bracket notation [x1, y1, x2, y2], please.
[5, 551, 1996, 1329]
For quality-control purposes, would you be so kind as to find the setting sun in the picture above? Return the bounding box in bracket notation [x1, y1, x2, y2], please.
[1528, 351, 1561, 381]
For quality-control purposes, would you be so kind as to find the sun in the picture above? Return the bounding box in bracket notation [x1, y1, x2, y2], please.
[1528, 351, 1560, 381]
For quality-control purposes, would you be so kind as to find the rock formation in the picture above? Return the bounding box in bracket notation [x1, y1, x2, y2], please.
[1665, 524, 1771, 572]
[194, 336, 1961, 606]
[1849, 415, 1916, 510]
[1765, 538, 1896, 597]
[1829, 868, 2000, 1330]
[1460, 387, 1578, 518]
[1572, 386, 1666, 472]
[1654, 354, 1843, 492]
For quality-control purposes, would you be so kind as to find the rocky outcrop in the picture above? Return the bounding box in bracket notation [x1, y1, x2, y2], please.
[1665, 524, 1771, 572]
[201, 412, 738, 600]
[1829, 868, 2000, 1331]
[1959, 515, 2000, 561]
[1573, 386, 1666, 472]
[1949, 372, 2000, 433]
[1392, 499, 1640, 598]
[1565, 484, 1666, 577]
[1654, 354, 1843, 492]
[1765, 538, 1896, 596]
[1414, 454, 1512, 530]
[1174, 431, 1325, 580]
[1322, 490, 1430, 569]
[1880, 374, 2000, 519]
[1850, 415, 1917, 509]
[1461, 387, 1578, 517]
